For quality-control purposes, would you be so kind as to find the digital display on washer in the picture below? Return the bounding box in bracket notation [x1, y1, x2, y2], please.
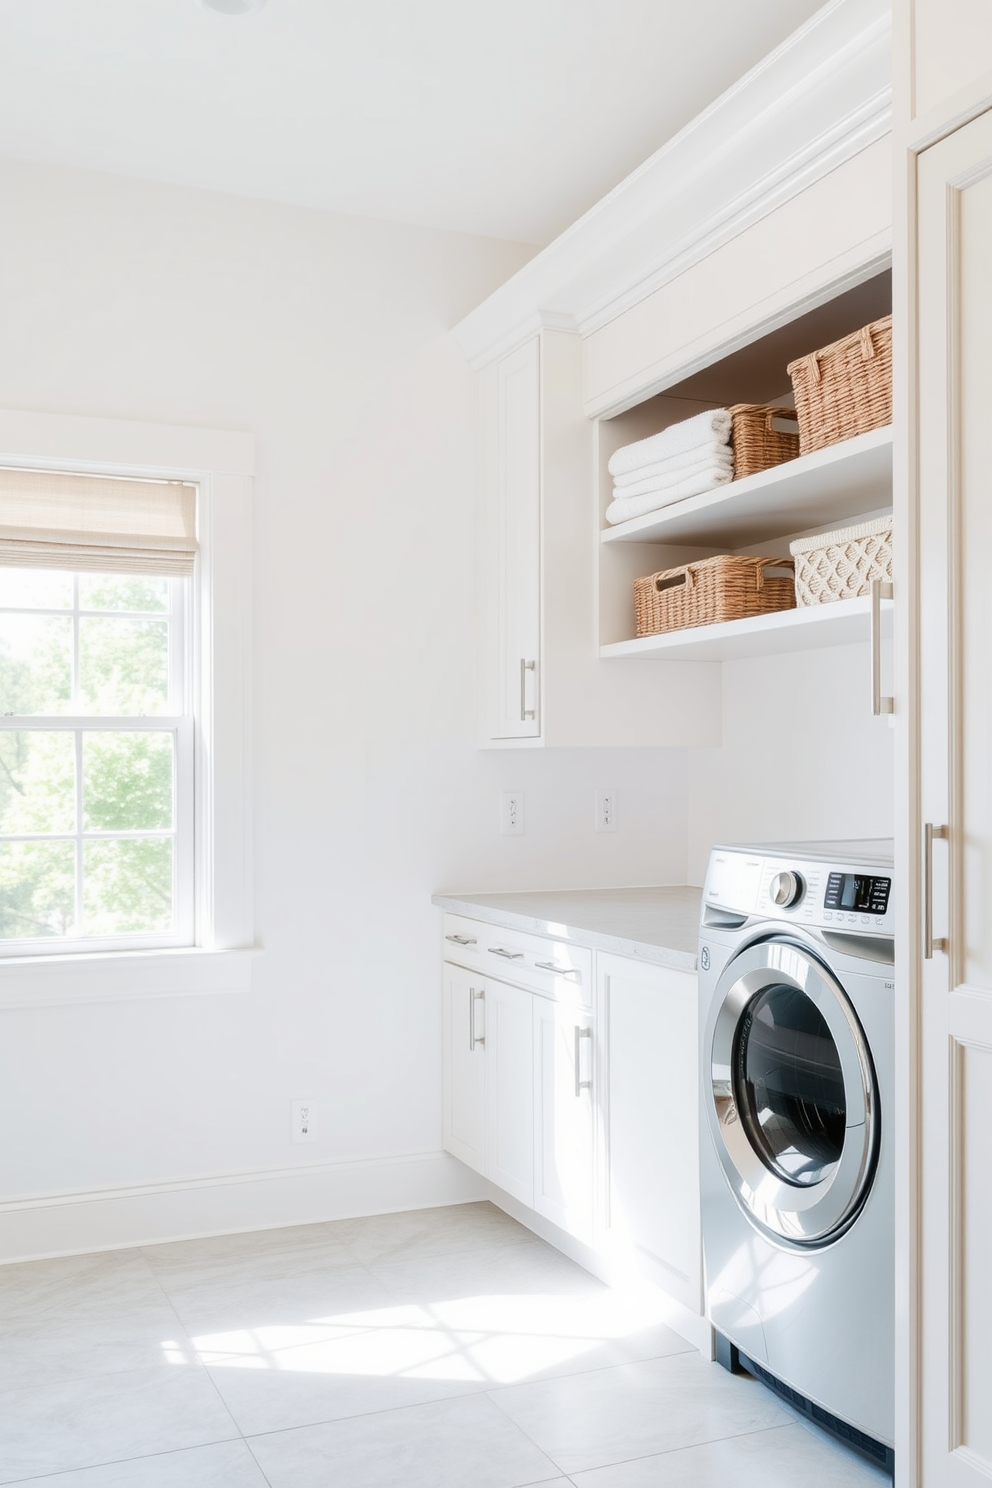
[824, 871, 891, 914]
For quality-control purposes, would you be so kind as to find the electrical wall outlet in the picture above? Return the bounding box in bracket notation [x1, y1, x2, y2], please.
[500, 791, 524, 836]
[291, 1099, 316, 1144]
[595, 790, 618, 833]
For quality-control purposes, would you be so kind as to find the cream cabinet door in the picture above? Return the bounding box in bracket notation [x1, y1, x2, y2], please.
[597, 953, 701, 1313]
[916, 107, 992, 1487]
[485, 978, 535, 1204]
[442, 963, 487, 1176]
[533, 997, 595, 1242]
[480, 337, 541, 741]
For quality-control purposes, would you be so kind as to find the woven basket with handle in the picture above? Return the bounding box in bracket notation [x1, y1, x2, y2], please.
[634, 553, 796, 637]
[729, 403, 800, 480]
[787, 315, 892, 456]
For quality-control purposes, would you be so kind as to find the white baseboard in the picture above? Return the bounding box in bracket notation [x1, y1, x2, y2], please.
[488, 1183, 713, 1357]
[0, 1151, 487, 1264]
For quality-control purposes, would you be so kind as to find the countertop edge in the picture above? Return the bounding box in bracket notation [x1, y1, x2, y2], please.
[431, 892, 699, 974]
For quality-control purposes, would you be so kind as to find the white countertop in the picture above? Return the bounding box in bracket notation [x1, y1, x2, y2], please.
[431, 886, 703, 972]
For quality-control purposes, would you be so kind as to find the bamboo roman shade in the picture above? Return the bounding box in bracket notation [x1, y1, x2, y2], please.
[0, 467, 198, 575]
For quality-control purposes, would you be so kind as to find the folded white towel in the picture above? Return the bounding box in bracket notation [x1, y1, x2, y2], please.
[604, 462, 734, 525]
[608, 408, 732, 479]
[613, 447, 734, 499]
[613, 441, 733, 490]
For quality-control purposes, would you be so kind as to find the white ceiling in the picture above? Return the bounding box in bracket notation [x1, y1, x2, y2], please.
[0, 0, 827, 245]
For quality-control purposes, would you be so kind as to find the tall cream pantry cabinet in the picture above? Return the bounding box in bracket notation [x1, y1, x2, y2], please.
[896, 4, 992, 1485]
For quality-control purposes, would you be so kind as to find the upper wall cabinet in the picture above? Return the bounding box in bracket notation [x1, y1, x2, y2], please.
[478, 328, 722, 749]
[904, 0, 992, 131]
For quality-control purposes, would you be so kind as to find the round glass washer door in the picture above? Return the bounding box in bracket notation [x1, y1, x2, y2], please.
[705, 937, 879, 1246]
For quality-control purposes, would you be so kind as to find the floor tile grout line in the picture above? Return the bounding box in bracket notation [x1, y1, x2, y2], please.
[131, 1244, 251, 1448]
[512, 1418, 812, 1482]
[0, 1434, 247, 1486]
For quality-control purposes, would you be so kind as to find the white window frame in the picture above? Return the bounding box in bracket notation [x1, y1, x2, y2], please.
[0, 408, 255, 1005]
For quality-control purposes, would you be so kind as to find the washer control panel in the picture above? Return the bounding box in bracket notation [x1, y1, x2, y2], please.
[704, 843, 894, 935]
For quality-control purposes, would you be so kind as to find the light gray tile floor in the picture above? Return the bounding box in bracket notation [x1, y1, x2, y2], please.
[0, 1202, 891, 1487]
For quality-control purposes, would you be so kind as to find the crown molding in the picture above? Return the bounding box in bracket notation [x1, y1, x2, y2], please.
[452, 0, 892, 370]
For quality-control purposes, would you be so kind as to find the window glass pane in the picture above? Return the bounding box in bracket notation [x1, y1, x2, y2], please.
[0, 840, 76, 940]
[0, 568, 73, 610]
[79, 618, 169, 715]
[0, 614, 73, 714]
[82, 731, 173, 831]
[78, 574, 169, 614]
[82, 838, 172, 934]
[0, 731, 75, 834]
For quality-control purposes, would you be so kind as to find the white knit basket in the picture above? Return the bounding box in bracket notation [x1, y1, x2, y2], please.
[789, 515, 893, 606]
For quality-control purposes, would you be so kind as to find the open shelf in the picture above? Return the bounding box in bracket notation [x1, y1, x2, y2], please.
[600, 593, 891, 662]
[601, 426, 893, 549]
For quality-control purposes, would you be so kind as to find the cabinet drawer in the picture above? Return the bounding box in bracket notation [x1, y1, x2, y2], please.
[484, 926, 592, 1007]
[442, 914, 487, 969]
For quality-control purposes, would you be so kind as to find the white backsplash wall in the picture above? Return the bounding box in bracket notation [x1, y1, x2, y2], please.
[0, 156, 691, 1256]
[686, 643, 895, 885]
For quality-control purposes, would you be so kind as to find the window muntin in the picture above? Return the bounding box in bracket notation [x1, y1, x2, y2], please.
[0, 568, 192, 952]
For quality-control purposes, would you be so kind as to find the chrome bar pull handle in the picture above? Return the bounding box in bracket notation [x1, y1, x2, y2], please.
[924, 822, 948, 959]
[870, 579, 894, 716]
[574, 1025, 593, 1097]
[491, 947, 524, 960]
[469, 986, 485, 1050]
[446, 934, 477, 946]
[520, 658, 536, 721]
[535, 960, 580, 978]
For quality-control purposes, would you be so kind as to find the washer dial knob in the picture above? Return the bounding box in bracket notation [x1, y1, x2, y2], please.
[769, 870, 804, 908]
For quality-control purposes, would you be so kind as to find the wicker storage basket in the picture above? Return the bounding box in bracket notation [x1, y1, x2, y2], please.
[729, 403, 800, 480]
[787, 315, 892, 455]
[790, 516, 893, 607]
[634, 554, 796, 638]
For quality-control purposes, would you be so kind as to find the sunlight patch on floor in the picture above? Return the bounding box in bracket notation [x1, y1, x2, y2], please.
[172, 1286, 674, 1385]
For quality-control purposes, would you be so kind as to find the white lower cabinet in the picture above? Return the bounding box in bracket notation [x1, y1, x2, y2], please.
[442, 963, 487, 1174]
[486, 979, 535, 1205]
[597, 952, 701, 1313]
[442, 933, 700, 1317]
[533, 998, 595, 1242]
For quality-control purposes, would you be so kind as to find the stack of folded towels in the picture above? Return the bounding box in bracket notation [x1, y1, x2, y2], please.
[605, 408, 734, 525]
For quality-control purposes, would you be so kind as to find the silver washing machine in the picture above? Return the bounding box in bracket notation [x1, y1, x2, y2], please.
[698, 840, 894, 1476]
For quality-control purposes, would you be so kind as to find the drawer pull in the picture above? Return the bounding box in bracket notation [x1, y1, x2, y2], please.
[491, 947, 524, 960]
[535, 960, 580, 979]
[469, 986, 485, 1050]
[574, 1025, 593, 1097]
[446, 934, 477, 946]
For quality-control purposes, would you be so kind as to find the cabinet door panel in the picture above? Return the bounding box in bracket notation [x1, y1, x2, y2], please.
[442, 964, 486, 1175]
[486, 979, 535, 1204]
[599, 954, 700, 1312]
[533, 998, 594, 1242]
[917, 106, 992, 1487]
[481, 338, 541, 741]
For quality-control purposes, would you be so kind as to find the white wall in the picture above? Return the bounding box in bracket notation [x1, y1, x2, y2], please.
[0, 157, 690, 1255]
[686, 644, 895, 884]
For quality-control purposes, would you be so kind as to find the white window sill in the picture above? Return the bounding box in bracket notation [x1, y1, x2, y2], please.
[0, 947, 260, 1008]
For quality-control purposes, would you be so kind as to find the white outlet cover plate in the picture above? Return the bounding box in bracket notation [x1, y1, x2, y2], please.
[291, 1098, 316, 1143]
[500, 791, 524, 836]
[596, 790, 618, 833]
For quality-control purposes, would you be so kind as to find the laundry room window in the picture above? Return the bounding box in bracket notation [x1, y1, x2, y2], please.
[0, 467, 196, 955]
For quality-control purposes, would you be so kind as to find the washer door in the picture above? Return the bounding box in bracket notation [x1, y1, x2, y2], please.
[705, 937, 878, 1245]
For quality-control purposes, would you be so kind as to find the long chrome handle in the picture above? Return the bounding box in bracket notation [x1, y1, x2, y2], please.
[574, 1025, 593, 1097]
[445, 934, 477, 946]
[519, 658, 536, 721]
[490, 947, 524, 960]
[469, 986, 485, 1050]
[535, 960, 580, 979]
[870, 579, 894, 716]
[924, 822, 948, 959]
